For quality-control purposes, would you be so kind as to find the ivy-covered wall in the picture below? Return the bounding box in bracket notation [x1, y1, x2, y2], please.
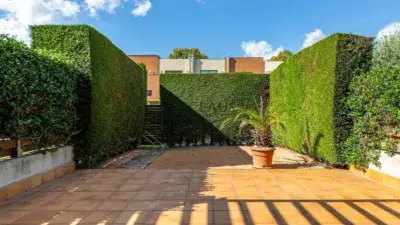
[31, 25, 147, 168]
[160, 73, 268, 146]
[270, 33, 372, 164]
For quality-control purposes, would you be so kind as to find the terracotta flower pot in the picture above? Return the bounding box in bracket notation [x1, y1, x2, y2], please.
[251, 146, 275, 168]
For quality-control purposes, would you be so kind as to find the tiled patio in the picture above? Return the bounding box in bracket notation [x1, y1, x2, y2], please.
[0, 148, 400, 225]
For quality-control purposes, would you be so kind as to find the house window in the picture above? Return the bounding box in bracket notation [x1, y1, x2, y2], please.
[200, 70, 218, 74]
[147, 90, 152, 96]
[164, 70, 183, 74]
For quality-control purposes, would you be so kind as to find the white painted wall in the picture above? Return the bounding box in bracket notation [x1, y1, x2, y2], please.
[0, 146, 74, 187]
[160, 58, 281, 74]
[194, 59, 225, 73]
[160, 59, 190, 73]
[370, 152, 400, 179]
[265, 61, 283, 74]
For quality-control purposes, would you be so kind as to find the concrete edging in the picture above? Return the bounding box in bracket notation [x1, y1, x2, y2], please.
[0, 146, 75, 203]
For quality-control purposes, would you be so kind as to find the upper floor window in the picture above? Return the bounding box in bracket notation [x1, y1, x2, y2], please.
[200, 70, 218, 74]
[164, 70, 183, 74]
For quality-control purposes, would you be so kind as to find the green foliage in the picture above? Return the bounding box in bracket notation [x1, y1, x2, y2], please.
[31, 25, 146, 168]
[269, 50, 293, 61]
[0, 35, 76, 149]
[221, 97, 279, 147]
[168, 48, 208, 59]
[270, 33, 372, 164]
[344, 68, 400, 169]
[160, 73, 267, 146]
[372, 31, 400, 69]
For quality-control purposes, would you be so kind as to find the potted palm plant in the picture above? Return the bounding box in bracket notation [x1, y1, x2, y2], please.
[221, 97, 277, 168]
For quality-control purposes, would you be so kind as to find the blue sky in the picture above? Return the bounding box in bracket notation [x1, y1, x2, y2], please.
[1, 0, 400, 59]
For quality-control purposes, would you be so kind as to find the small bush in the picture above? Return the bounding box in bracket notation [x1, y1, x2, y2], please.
[160, 73, 268, 146]
[31, 25, 147, 168]
[0, 35, 76, 148]
[270, 33, 372, 164]
[343, 67, 400, 169]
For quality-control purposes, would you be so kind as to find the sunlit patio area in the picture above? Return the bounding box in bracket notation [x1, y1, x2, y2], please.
[0, 147, 399, 225]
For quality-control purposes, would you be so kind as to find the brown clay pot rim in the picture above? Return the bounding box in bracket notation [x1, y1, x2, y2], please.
[251, 146, 275, 151]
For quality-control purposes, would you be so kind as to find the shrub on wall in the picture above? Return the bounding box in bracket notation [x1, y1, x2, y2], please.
[270, 33, 372, 164]
[0, 35, 76, 149]
[31, 25, 147, 168]
[160, 73, 268, 146]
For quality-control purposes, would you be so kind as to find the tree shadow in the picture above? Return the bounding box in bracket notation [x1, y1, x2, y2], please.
[1, 168, 400, 225]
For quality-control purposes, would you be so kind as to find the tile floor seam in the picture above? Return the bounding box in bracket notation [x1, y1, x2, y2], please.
[252, 171, 267, 200]
[228, 170, 240, 201]
[292, 176, 320, 199]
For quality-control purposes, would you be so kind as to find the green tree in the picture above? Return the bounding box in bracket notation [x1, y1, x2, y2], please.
[269, 50, 293, 61]
[168, 48, 208, 59]
[373, 31, 400, 69]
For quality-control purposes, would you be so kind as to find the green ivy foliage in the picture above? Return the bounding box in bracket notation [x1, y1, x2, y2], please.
[270, 34, 372, 164]
[343, 67, 400, 169]
[31, 25, 147, 168]
[0, 35, 76, 149]
[160, 73, 268, 146]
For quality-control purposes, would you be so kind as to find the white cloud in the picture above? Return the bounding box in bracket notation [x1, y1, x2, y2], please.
[0, 0, 80, 43]
[132, 0, 152, 17]
[377, 22, 400, 40]
[241, 40, 283, 60]
[84, 0, 126, 16]
[302, 29, 326, 49]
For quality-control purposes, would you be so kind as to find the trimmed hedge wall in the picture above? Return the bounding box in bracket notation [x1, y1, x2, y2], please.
[31, 25, 147, 168]
[270, 33, 372, 164]
[0, 35, 76, 149]
[160, 73, 268, 146]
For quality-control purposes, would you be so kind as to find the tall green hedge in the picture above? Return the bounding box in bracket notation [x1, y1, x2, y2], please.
[270, 33, 372, 164]
[160, 73, 268, 146]
[0, 35, 76, 149]
[31, 25, 147, 168]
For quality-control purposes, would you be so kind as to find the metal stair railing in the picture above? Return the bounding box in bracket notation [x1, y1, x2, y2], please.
[142, 130, 166, 148]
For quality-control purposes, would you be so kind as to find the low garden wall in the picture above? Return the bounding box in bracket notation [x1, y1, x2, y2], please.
[0, 146, 75, 203]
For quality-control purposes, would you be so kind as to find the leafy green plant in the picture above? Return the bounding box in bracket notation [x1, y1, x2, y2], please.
[31, 25, 147, 168]
[373, 30, 400, 69]
[221, 97, 278, 147]
[168, 48, 208, 59]
[0, 35, 76, 150]
[342, 30, 399, 170]
[269, 50, 293, 61]
[343, 67, 400, 170]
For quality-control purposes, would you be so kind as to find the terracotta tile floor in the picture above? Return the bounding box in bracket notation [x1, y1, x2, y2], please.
[147, 146, 321, 170]
[1, 148, 400, 225]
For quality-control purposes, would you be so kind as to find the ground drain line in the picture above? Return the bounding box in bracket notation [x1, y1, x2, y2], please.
[143, 148, 168, 169]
